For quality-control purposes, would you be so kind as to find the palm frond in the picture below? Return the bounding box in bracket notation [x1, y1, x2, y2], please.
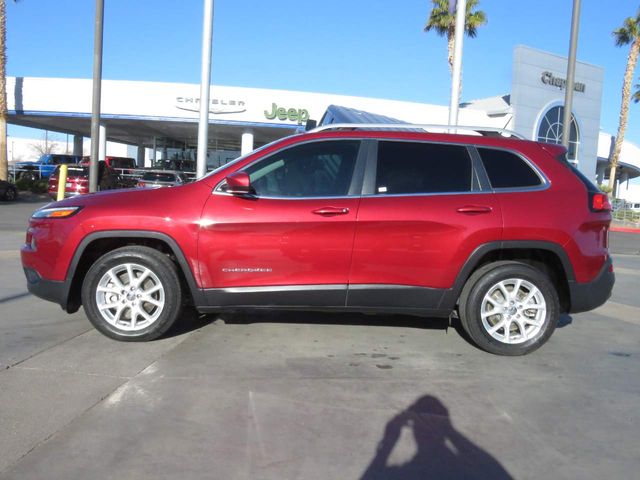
[424, 0, 487, 37]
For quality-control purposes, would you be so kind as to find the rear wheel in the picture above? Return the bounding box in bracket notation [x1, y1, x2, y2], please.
[458, 261, 559, 355]
[82, 246, 183, 341]
[4, 187, 16, 201]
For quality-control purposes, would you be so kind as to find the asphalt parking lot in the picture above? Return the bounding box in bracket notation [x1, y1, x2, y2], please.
[1, 196, 639, 480]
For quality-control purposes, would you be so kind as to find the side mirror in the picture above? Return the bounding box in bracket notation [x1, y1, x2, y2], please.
[224, 171, 252, 195]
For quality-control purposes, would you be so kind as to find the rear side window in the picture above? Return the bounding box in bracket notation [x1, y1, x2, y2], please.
[477, 148, 542, 189]
[375, 141, 472, 194]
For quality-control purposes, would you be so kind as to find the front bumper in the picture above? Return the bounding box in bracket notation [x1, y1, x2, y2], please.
[568, 257, 615, 313]
[24, 267, 72, 311]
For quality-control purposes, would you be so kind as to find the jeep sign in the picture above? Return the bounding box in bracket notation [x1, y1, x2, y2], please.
[264, 103, 309, 125]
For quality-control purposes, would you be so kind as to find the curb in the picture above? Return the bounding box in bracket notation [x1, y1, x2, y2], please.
[611, 226, 640, 234]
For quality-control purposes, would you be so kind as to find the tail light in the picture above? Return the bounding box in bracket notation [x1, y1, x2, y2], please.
[591, 193, 611, 212]
[138, 181, 146, 187]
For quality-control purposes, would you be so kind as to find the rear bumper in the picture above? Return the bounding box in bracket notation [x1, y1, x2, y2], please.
[24, 267, 71, 311]
[568, 257, 615, 313]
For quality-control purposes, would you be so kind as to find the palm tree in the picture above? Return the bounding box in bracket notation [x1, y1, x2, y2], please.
[634, 78, 640, 103]
[424, 0, 487, 74]
[608, 10, 640, 195]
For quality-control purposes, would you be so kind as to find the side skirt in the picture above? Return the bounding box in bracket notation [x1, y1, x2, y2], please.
[200, 284, 451, 317]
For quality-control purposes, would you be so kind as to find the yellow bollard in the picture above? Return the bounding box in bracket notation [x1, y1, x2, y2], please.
[56, 164, 68, 201]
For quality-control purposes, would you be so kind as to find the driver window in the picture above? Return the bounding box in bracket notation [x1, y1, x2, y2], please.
[243, 140, 360, 198]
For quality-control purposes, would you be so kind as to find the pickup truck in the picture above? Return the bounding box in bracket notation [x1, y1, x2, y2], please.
[15, 154, 82, 180]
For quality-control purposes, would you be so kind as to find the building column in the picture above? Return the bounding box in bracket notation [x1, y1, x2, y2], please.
[241, 131, 254, 156]
[596, 163, 606, 185]
[99, 124, 107, 161]
[151, 136, 157, 167]
[620, 172, 629, 190]
[73, 135, 84, 156]
[136, 144, 145, 168]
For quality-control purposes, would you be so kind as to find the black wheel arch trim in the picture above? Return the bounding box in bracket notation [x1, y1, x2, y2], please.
[439, 240, 576, 310]
[63, 230, 204, 311]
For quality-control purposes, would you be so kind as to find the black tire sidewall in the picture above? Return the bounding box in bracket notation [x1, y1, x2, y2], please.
[461, 264, 559, 356]
[81, 247, 182, 341]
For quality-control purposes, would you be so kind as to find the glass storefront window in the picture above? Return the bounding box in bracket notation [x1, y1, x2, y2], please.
[537, 106, 580, 164]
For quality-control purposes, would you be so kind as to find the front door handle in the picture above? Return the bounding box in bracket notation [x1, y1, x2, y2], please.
[312, 207, 350, 216]
[456, 205, 493, 214]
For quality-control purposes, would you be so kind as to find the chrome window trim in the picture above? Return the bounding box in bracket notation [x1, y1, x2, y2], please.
[361, 190, 497, 199]
[213, 138, 368, 200]
[212, 191, 359, 200]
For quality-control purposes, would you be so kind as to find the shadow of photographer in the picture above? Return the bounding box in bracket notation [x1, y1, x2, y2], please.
[361, 395, 513, 480]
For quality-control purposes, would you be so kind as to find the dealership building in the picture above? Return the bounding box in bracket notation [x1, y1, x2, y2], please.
[7, 45, 640, 188]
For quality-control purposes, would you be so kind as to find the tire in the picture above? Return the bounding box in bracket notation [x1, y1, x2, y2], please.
[81, 246, 183, 341]
[458, 261, 559, 356]
[4, 187, 17, 201]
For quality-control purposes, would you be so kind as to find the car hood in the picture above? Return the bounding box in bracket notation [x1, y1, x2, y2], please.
[40, 180, 209, 214]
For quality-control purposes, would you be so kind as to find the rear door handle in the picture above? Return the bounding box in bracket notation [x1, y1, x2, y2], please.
[456, 205, 493, 214]
[312, 207, 350, 216]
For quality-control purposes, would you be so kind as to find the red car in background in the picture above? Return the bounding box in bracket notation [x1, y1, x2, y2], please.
[48, 165, 90, 199]
[48, 162, 121, 199]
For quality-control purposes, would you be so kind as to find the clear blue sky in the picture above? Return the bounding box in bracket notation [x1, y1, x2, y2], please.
[6, 0, 640, 145]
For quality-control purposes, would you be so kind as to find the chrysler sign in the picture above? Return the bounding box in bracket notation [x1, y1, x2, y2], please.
[175, 96, 247, 114]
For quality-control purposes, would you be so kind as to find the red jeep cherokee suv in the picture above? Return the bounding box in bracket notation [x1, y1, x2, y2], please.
[21, 127, 614, 355]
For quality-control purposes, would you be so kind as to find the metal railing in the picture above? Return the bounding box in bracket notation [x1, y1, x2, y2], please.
[612, 199, 640, 227]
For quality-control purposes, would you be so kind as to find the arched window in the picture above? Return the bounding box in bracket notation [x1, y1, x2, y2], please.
[537, 106, 580, 164]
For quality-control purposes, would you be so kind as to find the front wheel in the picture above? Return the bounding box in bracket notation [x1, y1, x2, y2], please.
[458, 261, 559, 356]
[81, 246, 183, 341]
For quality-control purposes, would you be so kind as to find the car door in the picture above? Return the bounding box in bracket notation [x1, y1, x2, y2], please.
[198, 139, 367, 307]
[347, 139, 502, 310]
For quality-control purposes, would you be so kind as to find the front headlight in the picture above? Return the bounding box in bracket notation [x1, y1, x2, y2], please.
[32, 206, 83, 219]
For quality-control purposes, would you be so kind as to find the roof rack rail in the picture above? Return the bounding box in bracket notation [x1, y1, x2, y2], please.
[308, 123, 526, 139]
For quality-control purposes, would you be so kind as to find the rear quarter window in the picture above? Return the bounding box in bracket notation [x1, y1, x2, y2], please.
[477, 148, 542, 189]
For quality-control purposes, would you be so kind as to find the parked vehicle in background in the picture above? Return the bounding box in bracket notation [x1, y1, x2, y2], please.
[105, 157, 138, 187]
[14, 154, 81, 180]
[81, 156, 136, 172]
[48, 166, 90, 199]
[137, 170, 188, 188]
[21, 125, 614, 355]
[106, 156, 136, 172]
[48, 162, 119, 199]
[0, 180, 18, 201]
[82, 156, 138, 189]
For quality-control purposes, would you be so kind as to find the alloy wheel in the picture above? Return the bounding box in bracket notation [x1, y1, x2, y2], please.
[480, 278, 547, 344]
[95, 263, 165, 331]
